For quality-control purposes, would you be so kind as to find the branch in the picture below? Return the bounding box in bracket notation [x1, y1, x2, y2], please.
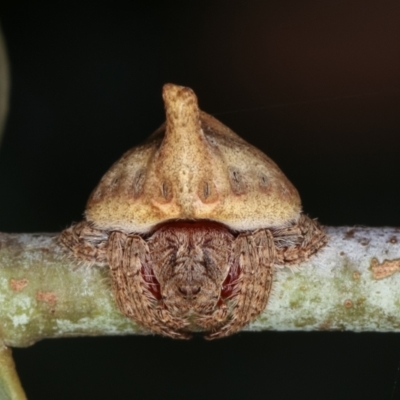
[1, 226, 400, 344]
[1, 226, 400, 398]
[0, 232, 141, 349]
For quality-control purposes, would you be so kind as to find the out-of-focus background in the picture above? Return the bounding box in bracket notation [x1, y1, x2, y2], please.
[1, 1, 400, 399]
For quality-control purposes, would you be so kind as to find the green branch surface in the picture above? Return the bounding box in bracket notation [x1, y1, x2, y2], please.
[0, 233, 141, 349]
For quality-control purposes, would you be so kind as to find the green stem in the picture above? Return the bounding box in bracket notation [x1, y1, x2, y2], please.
[0, 345, 27, 400]
[0, 233, 141, 349]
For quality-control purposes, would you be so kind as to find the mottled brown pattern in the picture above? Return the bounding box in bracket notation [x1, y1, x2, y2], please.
[59, 221, 108, 266]
[58, 83, 326, 339]
[84, 84, 302, 234]
[273, 214, 327, 265]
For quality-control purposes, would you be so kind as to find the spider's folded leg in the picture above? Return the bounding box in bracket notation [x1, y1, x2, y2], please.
[206, 229, 275, 339]
[273, 214, 327, 265]
[58, 221, 109, 265]
[107, 232, 190, 339]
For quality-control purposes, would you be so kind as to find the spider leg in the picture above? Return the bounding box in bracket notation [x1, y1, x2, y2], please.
[206, 229, 275, 339]
[196, 303, 229, 331]
[58, 221, 108, 265]
[107, 232, 190, 339]
[273, 214, 327, 265]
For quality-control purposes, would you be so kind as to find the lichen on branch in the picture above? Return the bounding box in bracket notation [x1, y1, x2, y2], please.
[0, 233, 141, 348]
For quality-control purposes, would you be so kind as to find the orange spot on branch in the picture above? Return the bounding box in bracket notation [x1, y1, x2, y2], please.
[371, 258, 400, 280]
[9, 278, 28, 292]
[36, 291, 58, 305]
[344, 299, 353, 308]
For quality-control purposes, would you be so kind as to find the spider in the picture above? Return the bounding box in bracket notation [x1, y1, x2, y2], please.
[59, 83, 326, 339]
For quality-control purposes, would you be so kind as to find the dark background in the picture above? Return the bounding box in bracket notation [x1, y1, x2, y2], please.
[1, 1, 400, 399]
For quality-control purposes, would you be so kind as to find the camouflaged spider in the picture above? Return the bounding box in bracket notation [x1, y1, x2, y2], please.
[59, 84, 326, 339]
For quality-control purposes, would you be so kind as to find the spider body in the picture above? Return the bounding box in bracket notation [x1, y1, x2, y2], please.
[59, 84, 326, 339]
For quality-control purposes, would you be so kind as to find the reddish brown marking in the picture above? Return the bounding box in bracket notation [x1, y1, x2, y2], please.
[141, 265, 162, 300]
[371, 257, 400, 279]
[345, 229, 356, 239]
[221, 265, 241, 299]
[154, 220, 232, 235]
[36, 291, 57, 305]
[10, 278, 28, 292]
[344, 299, 353, 308]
